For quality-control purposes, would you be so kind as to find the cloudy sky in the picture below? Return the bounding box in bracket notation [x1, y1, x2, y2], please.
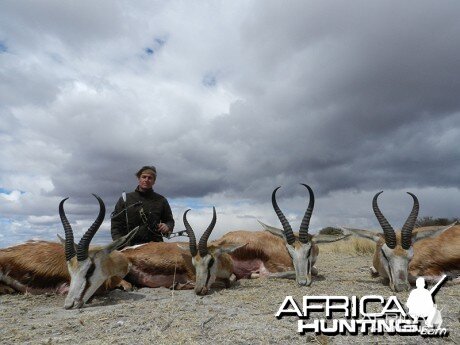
[1, 0, 459, 248]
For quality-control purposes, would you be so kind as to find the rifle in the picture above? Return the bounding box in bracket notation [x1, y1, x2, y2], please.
[164, 230, 188, 239]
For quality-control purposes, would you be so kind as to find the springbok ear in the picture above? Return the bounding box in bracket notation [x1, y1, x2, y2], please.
[312, 233, 352, 244]
[177, 244, 190, 252]
[341, 227, 382, 243]
[57, 234, 78, 251]
[258, 220, 285, 239]
[412, 222, 456, 244]
[215, 243, 247, 255]
[57, 234, 65, 245]
[104, 226, 140, 253]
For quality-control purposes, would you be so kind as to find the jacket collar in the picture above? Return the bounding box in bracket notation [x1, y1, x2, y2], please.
[135, 186, 154, 196]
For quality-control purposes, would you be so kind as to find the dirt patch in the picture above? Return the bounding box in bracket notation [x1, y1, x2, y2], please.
[0, 250, 458, 344]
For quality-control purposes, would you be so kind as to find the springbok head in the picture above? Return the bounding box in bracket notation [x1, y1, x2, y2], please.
[183, 207, 243, 295]
[272, 183, 316, 286]
[59, 194, 138, 309]
[345, 191, 419, 292]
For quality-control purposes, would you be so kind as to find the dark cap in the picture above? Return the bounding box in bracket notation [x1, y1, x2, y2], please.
[136, 165, 157, 178]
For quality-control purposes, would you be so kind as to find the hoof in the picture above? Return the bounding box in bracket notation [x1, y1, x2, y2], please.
[370, 266, 379, 278]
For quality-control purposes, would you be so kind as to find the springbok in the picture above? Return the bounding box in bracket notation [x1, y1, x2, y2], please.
[120, 207, 243, 296]
[182, 207, 244, 295]
[60, 194, 141, 308]
[213, 184, 349, 286]
[342, 191, 460, 291]
[0, 194, 138, 309]
[119, 242, 195, 291]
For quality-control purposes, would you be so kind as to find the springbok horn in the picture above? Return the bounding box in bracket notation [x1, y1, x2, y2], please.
[183, 209, 197, 257]
[372, 191, 396, 249]
[59, 197, 76, 261]
[76, 194, 105, 262]
[401, 192, 419, 250]
[299, 184, 314, 244]
[271, 187, 295, 245]
[198, 207, 217, 257]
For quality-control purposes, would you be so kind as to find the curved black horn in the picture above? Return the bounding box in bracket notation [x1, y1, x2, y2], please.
[401, 192, 419, 250]
[271, 187, 295, 245]
[198, 207, 217, 257]
[76, 194, 105, 261]
[59, 197, 76, 261]
[299, 184, 314, 244]
[372, 191, 396, 249]
[183, 209, 197, 257]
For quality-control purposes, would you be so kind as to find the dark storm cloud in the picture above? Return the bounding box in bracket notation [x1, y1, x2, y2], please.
[172, 0, 460, 200]
[1, 1, 459, 247]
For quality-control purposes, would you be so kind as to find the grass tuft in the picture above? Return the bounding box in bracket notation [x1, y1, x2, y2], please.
[319, 237, 375, 256]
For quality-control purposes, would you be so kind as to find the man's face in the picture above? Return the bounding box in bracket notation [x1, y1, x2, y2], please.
[138, 173, 155, 191]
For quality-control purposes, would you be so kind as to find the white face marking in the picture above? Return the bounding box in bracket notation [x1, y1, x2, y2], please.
[192, 254, 217, 295]
[65, 258, 93, 309]
[286, 242, 312, 286]
[379, 244, 413, 292]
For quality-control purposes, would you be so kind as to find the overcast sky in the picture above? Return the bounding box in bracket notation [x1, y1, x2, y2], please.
[1, 0, 459, 248]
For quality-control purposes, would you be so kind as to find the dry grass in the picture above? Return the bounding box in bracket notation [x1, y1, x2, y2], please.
[319, 237, 375, 256]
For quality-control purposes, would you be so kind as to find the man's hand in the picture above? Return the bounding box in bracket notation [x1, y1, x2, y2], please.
[158, 223, 170, 235]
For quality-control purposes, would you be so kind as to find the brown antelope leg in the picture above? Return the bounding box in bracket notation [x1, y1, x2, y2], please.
[213, 277, 232, 289]
[103, 276, 131, 291]
[0, 274, 52, 295]
[370, 266, 379, 278]
[311, 266, 318, 276]
[117, 279, 133, 291]
[171, 281, 195, 290]
[267, 271, 296, 280]
[229, 274, 237, 285]
[0, 283, 15, 294]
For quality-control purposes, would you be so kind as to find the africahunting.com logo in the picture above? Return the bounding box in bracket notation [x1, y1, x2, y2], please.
[276, 275, 449, 337]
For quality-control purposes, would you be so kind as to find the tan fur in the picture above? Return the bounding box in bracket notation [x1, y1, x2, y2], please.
[212, 230, 319, 273]
[212, 247, 234, 277]
[101, 251, 131, 280]
[122, 242, 194, 276]
[0, 241, 130, 294]
[121, 242, 239, 292]
[0, 241, 69, 292]
[370, 225, 460, 282]
[410, 225, 460, 277]
[121, 242, 195, 288]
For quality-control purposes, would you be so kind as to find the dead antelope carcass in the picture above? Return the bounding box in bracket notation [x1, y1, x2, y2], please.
[214, 184, 349, 286]
[60, 194, 139, 309]
[119, 242, 195, 291]
[121, 207, 243, 296]
[0, 241, 70, 295]
[409, 224, 460, 281]
[182, 207, 244, 295]
[0, 194, 138, 309]
[343, 191, 460, 291]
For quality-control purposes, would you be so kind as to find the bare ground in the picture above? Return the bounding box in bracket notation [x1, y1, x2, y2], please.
[0, 249, 459, 345]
